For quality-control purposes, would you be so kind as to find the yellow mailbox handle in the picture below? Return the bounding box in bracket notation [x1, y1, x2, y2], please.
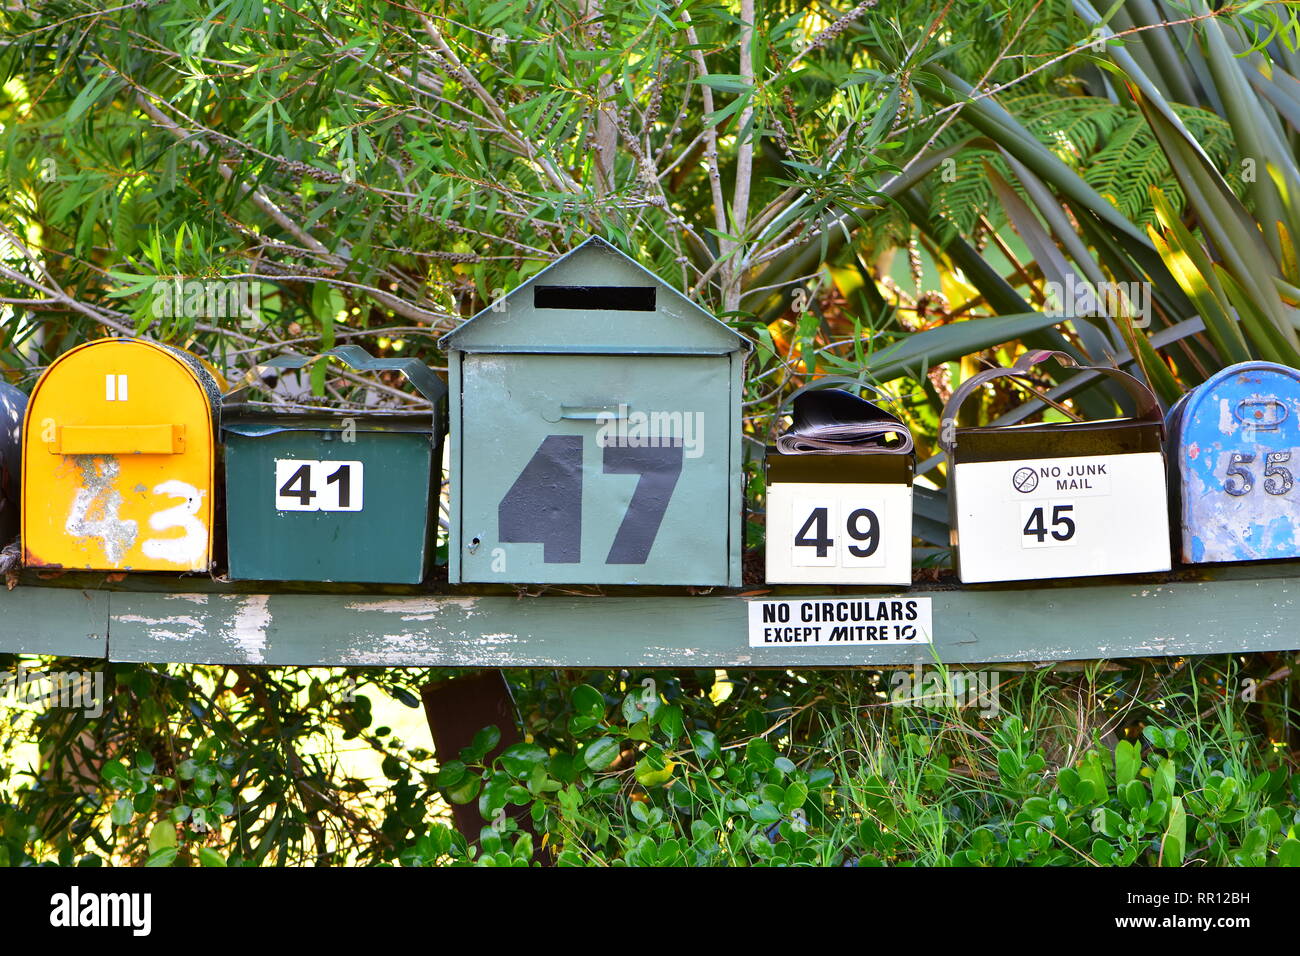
[48, 424, 186, 455]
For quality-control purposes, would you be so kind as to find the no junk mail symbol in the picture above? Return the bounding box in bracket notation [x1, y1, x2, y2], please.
[440, 236, 750, 586]
[941, 350, 1172, 584]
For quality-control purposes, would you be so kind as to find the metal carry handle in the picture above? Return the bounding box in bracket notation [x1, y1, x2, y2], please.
[939, 349, 1163, 455]
[248, 345, 448, 405]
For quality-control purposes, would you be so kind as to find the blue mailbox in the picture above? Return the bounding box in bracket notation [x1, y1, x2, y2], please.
[1167, 361, 1300, 563]
[0, 381, 25, 550]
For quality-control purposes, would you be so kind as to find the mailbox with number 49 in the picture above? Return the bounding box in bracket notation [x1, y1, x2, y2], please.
[765, 380, 915, 585]
[1166, 361, 1300, 564]
[942, 350, 1171, 583]
[441, 237, 750, 586]
[222, 347, 447, 584]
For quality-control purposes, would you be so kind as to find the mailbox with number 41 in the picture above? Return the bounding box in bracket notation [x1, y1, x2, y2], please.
[221, 347, 447, 584]
[440, 237, 750, 586]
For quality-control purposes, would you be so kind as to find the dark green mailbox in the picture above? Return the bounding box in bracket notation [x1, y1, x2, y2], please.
[440, 236, 750, 586]
[222, 346, 447, 584]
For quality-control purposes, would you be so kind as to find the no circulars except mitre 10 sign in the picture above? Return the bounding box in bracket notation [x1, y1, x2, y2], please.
[746, 597, 934, 647]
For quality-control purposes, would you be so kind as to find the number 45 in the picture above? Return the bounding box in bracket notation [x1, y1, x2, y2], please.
[1022, 504, 1075, 544]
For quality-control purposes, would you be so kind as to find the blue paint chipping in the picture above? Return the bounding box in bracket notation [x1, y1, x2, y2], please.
[1168, 361, 1300, 563]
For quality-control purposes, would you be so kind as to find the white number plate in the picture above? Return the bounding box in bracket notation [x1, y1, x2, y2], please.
[953, 452, 1169, 582]
[274, 459, 364, 512]
[765, 481, 912, 585]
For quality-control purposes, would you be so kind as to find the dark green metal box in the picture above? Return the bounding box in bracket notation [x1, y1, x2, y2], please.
[221, 347, 447, 584]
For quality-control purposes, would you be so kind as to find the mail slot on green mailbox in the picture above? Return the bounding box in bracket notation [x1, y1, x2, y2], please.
[440, 236, 750, 586]
[222, 346, 447, 584]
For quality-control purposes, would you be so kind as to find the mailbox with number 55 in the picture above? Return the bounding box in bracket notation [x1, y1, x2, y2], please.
[1166, 361, 1300, 564]
[942, 350, 1171, 583]
[441, 237, 750, 586]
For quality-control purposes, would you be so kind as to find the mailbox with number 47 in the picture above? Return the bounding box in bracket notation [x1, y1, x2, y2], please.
[222, 347, 447, 584]
[942, 350, 1171, 583]
[440, 236, 750, 586]
[1166, 361, 1300, 564]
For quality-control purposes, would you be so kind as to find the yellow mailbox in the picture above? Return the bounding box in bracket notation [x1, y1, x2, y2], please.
[22, 338, 223, 572]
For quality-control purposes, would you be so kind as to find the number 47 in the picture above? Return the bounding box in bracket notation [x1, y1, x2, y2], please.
[497, 435, 684, 565]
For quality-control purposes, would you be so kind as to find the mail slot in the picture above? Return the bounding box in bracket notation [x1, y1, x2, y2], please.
[765, 379, 914, 585]
[941, 350, 1171, 583]
[1166, 361, 1300, 564]
[221, 346, 447, 584]
[0, 381, 26, 549]
[22, 338, 223, 572]
[440, 236, 750, 585]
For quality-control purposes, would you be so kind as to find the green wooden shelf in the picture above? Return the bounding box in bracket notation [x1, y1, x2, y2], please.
[1, 562, 1296, 667]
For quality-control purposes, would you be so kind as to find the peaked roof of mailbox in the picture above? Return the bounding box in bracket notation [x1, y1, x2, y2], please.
[439, 235, 751, 354]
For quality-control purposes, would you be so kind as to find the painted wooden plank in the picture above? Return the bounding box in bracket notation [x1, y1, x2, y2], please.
[0, 586, 109, 658]
[88, 562, 1300, 666]
[4, 563, 1296, 667]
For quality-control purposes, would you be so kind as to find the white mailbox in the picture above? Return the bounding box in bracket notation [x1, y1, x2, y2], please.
[765, 380, 914, 585]
[941, 350, 1171, 584]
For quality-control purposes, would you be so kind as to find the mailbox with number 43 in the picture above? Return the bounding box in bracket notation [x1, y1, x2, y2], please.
[942, 350, 1172, 583]
[440, 237, 750, 586]
[1167, 361, 1300, 564]
[22, 338, 225, 572]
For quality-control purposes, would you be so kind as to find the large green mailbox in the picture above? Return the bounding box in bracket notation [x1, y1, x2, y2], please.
[222, 347, 447, 584]
[441, 236, 750, 586]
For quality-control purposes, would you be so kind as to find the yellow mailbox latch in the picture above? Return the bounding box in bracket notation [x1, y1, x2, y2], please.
[48, 423, 186, 455]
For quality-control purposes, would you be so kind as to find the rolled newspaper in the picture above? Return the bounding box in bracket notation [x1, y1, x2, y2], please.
[775, 387, 913, 455]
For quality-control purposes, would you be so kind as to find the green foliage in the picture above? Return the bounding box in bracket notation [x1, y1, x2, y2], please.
[928, 92, 1241, 239]
[0, 654, 1296, 867]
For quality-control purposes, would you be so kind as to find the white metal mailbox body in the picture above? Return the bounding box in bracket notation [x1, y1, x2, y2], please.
[765, 455, 914, 585]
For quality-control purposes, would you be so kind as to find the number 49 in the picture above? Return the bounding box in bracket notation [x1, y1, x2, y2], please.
[792, 501, 882, 567]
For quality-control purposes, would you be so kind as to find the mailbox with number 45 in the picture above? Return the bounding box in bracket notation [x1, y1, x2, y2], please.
[440, 237, 750, 586]
[942, 350, 1171, 583]
[1166, 361, 1300, 564]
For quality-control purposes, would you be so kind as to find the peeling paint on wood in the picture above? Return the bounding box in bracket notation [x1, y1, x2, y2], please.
[5, 563, 1299, 667]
